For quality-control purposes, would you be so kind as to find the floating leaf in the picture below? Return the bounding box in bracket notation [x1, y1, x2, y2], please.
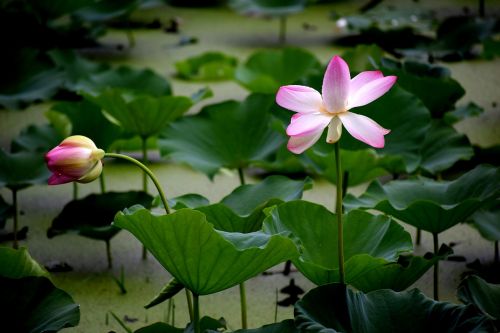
[458, 275, 500, 326]
[229, 0, 306, 17]
[235, 48, 321, 94]
[159, 94, 284, 178]
[0, 276, 80, 333]
[48, 191, 153, 241]
[135, 322, 183, 333]
[294, 284, 495, 332]
[341, 44, 383, 72]
[263, 201, 412, 288]
[114, 207, 298, 295]
[0, 150, 49, 190]
[50, 100, 123, 151]
[444, 102, 485, 125]
[380, 58, 465, 117]
[418, 120, 473, 175]
[175, 52, 238, 81]
[0, 247, 48, 279]
[72, 0, 140, 22]
[344, 165, 500, 234]
[144, 278, 184, 309]
[87, 90, 192, 138]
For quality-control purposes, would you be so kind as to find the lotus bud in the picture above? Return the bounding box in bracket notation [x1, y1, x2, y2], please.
[45, 135, 105, 185]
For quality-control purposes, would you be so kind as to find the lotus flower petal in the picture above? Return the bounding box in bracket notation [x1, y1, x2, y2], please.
[339, 112, 390, 148]
[276, 85, 323, 114]
[322, 56, 350, 113]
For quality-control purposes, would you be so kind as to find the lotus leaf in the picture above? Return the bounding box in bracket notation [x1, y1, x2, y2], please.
[235, 48, 321, 94]
[158, 94, 284, 178]
[113, 207, 298, 295]
[458, 275, 500, 326]
[48, 191, 153, 241]
[343, 165, 500, 234]
[229, 0, 306, 17]
[175, 52, 238, 81]
[0, 247, 48, 279]
[10, 123, 64, 153]
[263, 201, 413, 288]
[294, 284, 496, 332]
[0, 150, 50, 190]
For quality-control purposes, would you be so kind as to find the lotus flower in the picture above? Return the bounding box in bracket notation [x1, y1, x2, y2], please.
[45, 136, 105, 185]
[276, 55, 397, 153]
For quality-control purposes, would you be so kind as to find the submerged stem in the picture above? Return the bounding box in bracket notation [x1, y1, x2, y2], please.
[73, 182, 78, 200]
[334, 142, 345, 284]
[185, 289, 194, 322]
[106, 239, 112, 269]
[495, 241, 499, 264]
[433, 232, 439, 300]
[279, 16, 287, 44]
[100, 172, 106, 194]
[141, 137, 149, 260]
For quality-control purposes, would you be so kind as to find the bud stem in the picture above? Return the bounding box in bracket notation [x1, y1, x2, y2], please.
[104, 153, 170, 214]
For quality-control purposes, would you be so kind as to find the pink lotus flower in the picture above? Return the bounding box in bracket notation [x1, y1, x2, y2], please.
[45, 136, 105, 185]
[276, 55, 397, 153]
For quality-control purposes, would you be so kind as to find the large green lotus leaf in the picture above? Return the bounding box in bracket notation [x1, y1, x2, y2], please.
[458, 275, 500, 325]
[349, 252, 449, 293]
[294, 284, 496, 332]
[0, 150, 50, 190]
[0, 49, 64, 110]
[380, 58, 465, 117]
[48, 191, 153, 241]
[221, 175, 311, 216]
[235, 48, 321, 94]
[135, 316, 225, 333]
[418, 120, 473, 175]
[10, 123, 64, 153]
[87, 90, 192, 138]
[175, 51, 238, 81]
[343, 165, 500, 234]
[73, 0, 140, 22]
[468, 201, 500, 242]
[304, 148, 388, 186]
[158, 94, 284, 178]
[114, 207, 298, 295]
[0, 276, 80, 333]
[49, 50, 172, 96]
[50, 100, 123, 151]
[229, 0, 306, 17]
[263, 201, 412, 287]
[444, 102, 484, 125]
[135, 322, 183, 333]
[0, 247, 48, 279]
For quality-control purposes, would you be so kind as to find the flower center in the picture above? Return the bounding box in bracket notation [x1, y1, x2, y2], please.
[319, 103, 346, 116]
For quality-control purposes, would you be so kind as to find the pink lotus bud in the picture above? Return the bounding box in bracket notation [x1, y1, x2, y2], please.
[45, 136, 105, 185]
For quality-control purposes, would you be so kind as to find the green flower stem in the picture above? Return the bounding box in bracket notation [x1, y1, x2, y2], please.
[433, 232, 439, 300]
[141, 137, 149, 194]
[193, 293, 200, 333]
[104, 153, 170, 214]
[12, 189, 18, 249]
[73, 182, 78, 200]
[334, 142, 345, 284]
[237, 167, 248, 329]
[100, 172, 106, 194]
[141, 137, 149, 260]
[104, 153, 198, 319]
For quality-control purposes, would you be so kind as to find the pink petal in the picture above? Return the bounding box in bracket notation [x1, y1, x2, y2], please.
[276, 85, 323, 114]
[322, 56, 350, 113]
[48, 173, 77, 185]
[347, 76, 397, 109]
[350, 71, 383, 93]
[287, 130, 324, 154]
[286, 113, 331, 137]
[46, 147, 93, 176]
[339, 112, 390, 148]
